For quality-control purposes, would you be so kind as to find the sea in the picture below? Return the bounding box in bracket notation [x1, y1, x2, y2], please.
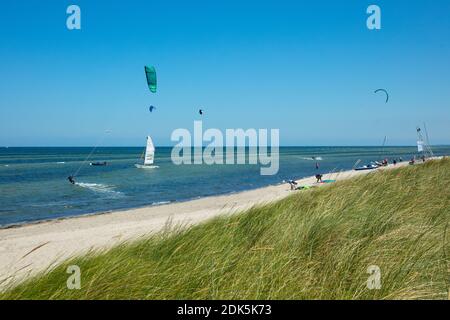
[0, 146, 449, 227]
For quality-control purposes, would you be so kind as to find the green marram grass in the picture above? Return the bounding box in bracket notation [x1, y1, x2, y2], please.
[2, 159, 449, 299]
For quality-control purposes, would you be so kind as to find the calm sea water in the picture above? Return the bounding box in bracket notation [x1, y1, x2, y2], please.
[0, 146, 449, 227]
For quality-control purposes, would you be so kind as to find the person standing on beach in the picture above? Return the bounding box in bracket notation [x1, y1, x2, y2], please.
[315, 174, 323, 183]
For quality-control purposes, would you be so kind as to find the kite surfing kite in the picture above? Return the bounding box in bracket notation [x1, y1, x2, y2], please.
[374, 88, 389, 103]
[144, 66, 157, 112]
[199, 109, 203, 115]
[145, 66, 157, 93]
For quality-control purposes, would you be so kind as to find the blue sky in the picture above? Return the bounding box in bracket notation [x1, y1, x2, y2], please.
[0, 0, 449, 146]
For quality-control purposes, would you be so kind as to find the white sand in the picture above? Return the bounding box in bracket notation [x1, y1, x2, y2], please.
[0, 161, 413, 288]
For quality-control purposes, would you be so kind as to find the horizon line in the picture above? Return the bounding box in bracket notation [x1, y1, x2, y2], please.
[2, 145, 449, 148]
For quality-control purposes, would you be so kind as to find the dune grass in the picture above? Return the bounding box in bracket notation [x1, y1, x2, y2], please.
[1, 159, 449, 300]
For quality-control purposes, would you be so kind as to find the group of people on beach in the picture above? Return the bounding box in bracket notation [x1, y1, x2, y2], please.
[409, 155, 426, 165]
[376, 156, 425, 166]
[375, 156, 428, 166]
[380, 157, 406, 166]
[286, 153, 430, 191]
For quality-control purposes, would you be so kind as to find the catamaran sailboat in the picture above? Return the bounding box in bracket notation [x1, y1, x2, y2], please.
[135, 136, 158, 169]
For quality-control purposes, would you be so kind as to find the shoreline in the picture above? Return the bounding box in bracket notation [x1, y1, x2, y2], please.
[0, 160, 428, 288]
[0, 182, 287, 231]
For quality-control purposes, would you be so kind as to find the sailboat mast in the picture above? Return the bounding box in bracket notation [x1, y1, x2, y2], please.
[378, 136, 387, 160]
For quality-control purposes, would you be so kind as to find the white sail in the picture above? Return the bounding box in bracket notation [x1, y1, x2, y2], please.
[135, 135, 158, 169]
[417, 140, 424, 152]
[144, 136, 155, 165]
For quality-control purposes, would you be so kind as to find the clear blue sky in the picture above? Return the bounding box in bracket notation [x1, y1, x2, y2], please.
[0, 0, 449, 146]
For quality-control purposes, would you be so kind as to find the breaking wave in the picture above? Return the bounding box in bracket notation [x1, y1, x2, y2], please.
[75, 183, 124, 198]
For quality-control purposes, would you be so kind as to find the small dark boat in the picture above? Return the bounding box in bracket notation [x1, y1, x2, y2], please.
[90, 161, 107, 166]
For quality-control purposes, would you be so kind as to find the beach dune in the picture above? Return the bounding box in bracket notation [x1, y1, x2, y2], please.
[0, 161, 413, 288]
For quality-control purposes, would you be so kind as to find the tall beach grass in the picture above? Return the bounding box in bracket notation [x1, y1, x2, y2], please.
[1, 159, 449, 299]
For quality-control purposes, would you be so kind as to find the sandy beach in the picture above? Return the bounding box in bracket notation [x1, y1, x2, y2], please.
[0, 161, 413, 288]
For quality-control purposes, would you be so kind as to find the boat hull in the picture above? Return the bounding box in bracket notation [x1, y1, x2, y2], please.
[354, 166, 378, 171]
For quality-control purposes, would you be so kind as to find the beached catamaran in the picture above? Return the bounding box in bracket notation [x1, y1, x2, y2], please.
[417, 124, 434, 158]
[135, 136, 158, 169]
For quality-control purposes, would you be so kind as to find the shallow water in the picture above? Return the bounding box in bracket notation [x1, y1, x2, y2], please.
[0, 146, 448, 226]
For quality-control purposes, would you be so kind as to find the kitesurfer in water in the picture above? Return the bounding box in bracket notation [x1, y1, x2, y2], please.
[68, 176, 75, 184]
